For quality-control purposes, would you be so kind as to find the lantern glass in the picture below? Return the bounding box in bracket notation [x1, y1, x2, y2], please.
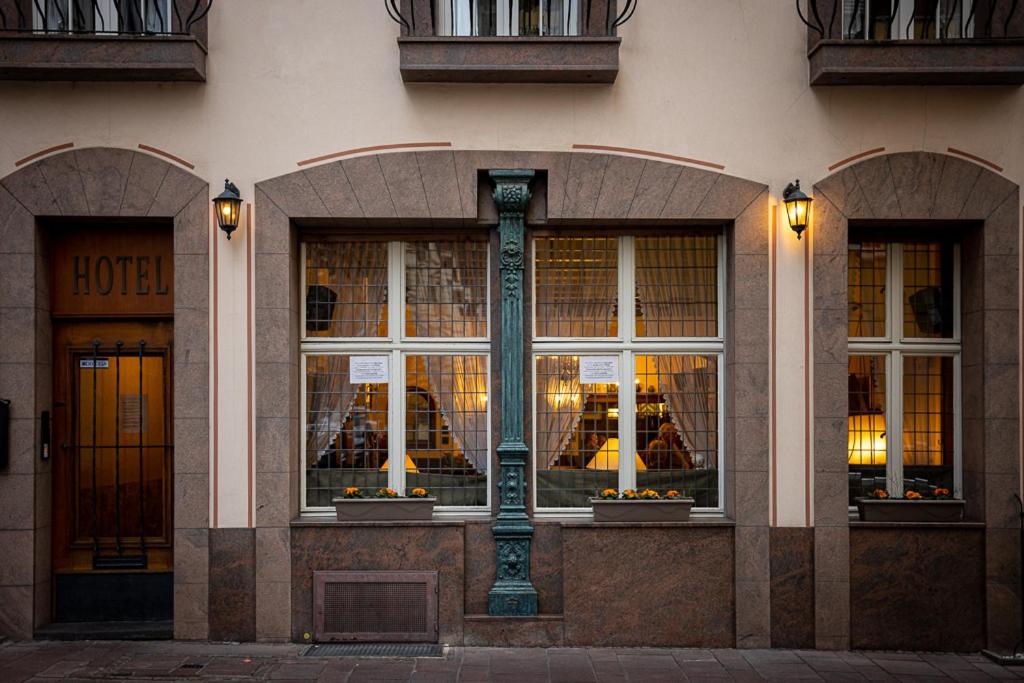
[785, 196, 808, 229]
[215, 196, 241, 231]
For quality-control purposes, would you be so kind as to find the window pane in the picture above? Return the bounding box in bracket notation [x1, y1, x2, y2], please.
[848, 354, 887, 504]
[518, 0, 540, 35]
[635, 355, 719, 508]
[405, 355, 488, 506]
[535, 356, 618, 508]
[903, 355, 955, 493]
[636, 235, 718, 337]
[405, 240, 488, 338]
[903, 242, 955, 339]
[849, 241, 887, 338]
[305, 242, 388, 338]
[534, 237, 618, 337]
[305, 355, 388, 508]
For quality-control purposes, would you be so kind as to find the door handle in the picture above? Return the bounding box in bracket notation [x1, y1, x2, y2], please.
[40, 410, 50, 462]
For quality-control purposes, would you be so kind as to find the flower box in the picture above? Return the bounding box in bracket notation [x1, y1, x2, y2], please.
[332, 497, 436, 522]
[589, 498, 695, 522]
[855, 498, 965, 523]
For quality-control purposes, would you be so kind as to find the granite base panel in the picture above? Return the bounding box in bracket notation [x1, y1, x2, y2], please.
[562, 526, 735, 647]
[290, 524, 466, 644]
[770, 527, 815, 649]
[850, 527, 985, 652]
[463, 615, 565, 647]
[208, 528, 256, 643]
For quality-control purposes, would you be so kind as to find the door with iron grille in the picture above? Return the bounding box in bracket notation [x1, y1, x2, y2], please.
[52, 321, 174, 621]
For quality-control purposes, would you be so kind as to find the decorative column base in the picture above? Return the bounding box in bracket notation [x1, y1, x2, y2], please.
[488, 442, 538, 616]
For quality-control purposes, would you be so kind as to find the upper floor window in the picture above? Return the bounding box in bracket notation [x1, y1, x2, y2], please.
[843, 0, 974, 40]
[848, 239, 961, 504]
[34, 0, 173, 34]
[302, 239, 491, 511]
[532, 233, 724, 512]
[434, 0, 580, 36]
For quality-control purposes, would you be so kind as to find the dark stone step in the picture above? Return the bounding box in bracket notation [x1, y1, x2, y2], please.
[34, 620, 173, 641]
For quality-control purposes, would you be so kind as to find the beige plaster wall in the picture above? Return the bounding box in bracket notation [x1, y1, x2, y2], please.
[0, 0, 1021, 528]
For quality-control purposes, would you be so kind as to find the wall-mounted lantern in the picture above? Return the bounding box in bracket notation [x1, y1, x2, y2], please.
[213, 179, 242, 240]
[783, 180, 812, 240]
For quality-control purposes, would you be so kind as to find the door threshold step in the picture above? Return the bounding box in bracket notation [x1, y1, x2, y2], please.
[35, 620, 173, 641]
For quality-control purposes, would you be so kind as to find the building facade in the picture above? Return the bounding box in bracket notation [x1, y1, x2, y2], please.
[0, 0, 1021, 652]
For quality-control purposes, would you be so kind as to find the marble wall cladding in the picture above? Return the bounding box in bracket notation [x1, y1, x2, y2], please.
[769, 527, 815, 649]
[290, 523, 466, 644]
[208, 528, 256, 643]
[850, 527, 985, 652]
[562, 525, 735, 648]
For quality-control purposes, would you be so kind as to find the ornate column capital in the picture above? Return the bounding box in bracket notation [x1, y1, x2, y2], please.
[490, 169, 533, 216]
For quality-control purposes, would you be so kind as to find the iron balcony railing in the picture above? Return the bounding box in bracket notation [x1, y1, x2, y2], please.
[797, 0, 1022, 40]
[0, 0, 211, 36]
[387, 0, 637, 37]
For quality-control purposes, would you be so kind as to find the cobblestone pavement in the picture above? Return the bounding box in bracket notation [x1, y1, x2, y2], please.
[2, 640, 1024, 682]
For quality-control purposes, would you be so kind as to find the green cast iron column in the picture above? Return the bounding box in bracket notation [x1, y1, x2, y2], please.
[487, 169, 539, 616]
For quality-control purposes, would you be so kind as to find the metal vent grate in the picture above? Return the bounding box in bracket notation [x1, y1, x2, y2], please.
[313, 571, 438, 643]
[303, 643, 444, 658]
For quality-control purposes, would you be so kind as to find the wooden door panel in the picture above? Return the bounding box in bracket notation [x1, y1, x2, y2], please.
[53, 321, 174, 573]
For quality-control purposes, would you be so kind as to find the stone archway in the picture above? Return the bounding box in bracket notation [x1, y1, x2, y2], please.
[811, 151, 1020, 651]
[0, 147, 210, 640]
[252, 149, 772, 646]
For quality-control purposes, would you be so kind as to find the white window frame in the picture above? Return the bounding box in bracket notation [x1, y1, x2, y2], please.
[34, 0, 173, 34]
[299, 240, 492, 515]
[531, 234, 727, 516]
[848, 242, 963, 501]
[843, 0, 975, 40]
[434, 0, 580, 36]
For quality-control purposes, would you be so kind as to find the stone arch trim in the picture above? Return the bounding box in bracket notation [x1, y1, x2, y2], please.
[253, 150, 772, 645]
[810, 151, 1020, 651]
[0, 147, 210, 640]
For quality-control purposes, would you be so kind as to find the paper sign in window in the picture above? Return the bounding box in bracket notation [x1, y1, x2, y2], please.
[119, 393, 148, 434]
[349, 356, 390, 384]
[579, 356, 619, 384]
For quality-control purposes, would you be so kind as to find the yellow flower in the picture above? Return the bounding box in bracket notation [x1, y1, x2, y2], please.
[411, 488, 428, 497]
[622, 489, 637, 499]
[344, 487, 360, 495]
[640, 489, 660, 499]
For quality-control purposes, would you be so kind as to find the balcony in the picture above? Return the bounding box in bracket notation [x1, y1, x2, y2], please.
[0, 0, 210, 82]
[799, 0, 1024, 85]
[391, 0, 634, 84]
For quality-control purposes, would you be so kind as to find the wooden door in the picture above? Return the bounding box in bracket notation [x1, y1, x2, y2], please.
[52, 321, 174, 573]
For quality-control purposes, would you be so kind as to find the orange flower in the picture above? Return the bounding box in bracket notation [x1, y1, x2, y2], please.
[934, 488, 950, 497]
[622, 489, 637, 499]
[344, 487, 360, 495]
[666, 490, 681, 499]
[410, 487, 428, 497]
[905, 491, 923, 500]
[639, 489, 660, 499]
[870, 488, 889, 499]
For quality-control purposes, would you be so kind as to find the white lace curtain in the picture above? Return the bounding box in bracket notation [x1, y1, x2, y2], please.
[406, 241, 489, 471]
[537, 356, 583, 468]
[305, 242, 388, 466]
[653, 355, 717, 466]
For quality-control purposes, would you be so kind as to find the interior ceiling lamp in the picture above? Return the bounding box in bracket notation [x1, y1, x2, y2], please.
[213, 179, 242, 240]
[783, 179, 813, 240]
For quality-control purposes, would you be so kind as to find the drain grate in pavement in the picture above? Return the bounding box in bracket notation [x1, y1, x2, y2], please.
[303, 643, 444, 658]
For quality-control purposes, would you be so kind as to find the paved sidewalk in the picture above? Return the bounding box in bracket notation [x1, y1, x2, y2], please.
[1, 640, 1023, 682]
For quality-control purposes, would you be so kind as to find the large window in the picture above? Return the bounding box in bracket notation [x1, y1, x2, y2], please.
[34, 0, 173, 33]
[532, 234, 724, 511]
[302, 239, 491, 510]
[848, 239, 961, 504]
[434, 0, 580, 36]
[842, 0, 974, 40]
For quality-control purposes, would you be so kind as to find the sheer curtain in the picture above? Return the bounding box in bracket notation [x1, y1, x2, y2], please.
[536, 356, 584, 468]
[405, 241, 488, 466]
[306, 242, 388, 465]
[654, 355, 717, 467]
[634, 236, 718, 465]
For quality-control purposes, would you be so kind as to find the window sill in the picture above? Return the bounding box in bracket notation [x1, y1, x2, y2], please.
[291, 515, 466, 528]
[808, 38, 1024, 85]
[397, 35, 621, 84]
[560, 517, 734, 528]
[0, 33, 207, 82]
